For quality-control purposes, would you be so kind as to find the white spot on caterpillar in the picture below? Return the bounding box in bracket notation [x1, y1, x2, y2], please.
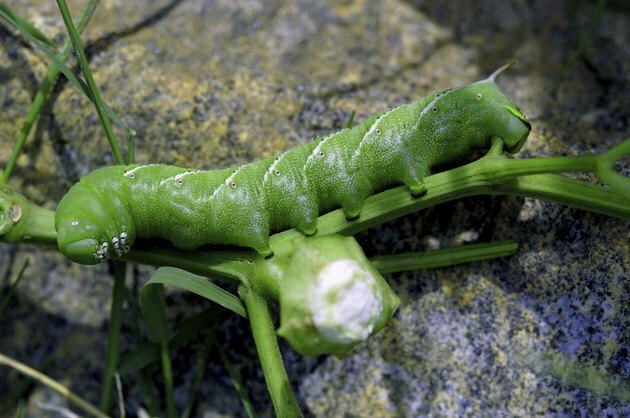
[264, 151, 288, 183]
[476, 93, 482, 100]
[211, 167, 242, 198]
[159, 171, 197, 186]
[124, 164, 159, 179]
[412, 86, 463, 131]
[306, 133, 335, 167]
[352, 105, 397, 161]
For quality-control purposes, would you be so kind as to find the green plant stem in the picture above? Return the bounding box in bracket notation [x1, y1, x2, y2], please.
[118, 309, 216, 376]
[495, 173, 626, 215]
[3, 143, 627, 250]
[55, 0, 125, 165]
[140, 283, 176, 417]
[0, 187, 56, 244]
[99, 261, 127, 414]
[216, 340, 257, 418]
[126, 287, 160, 416]
[181, 327, 217, 418]
[2, 144, 628, 295]
[84, 146, 630, 295]
[269, 147, 629, 256]
[0, 258, 29, 314]
[1, 0, 100, 185]
[0, 354, 53, 413]
[549, 0, 608, 95]
[370, 241, 518, 273]
[115, 374, 125, 418]
[0, 352, 110, 418]
[239, 285, 303, 418]
[160, 340, 176, 418]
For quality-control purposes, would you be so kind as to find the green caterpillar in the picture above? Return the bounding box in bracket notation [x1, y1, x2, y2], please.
[55, 65, 530, 264]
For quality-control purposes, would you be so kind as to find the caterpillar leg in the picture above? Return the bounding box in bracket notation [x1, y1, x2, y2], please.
[238, 225, 273, 256]
[405, 178, 427, 196]
[256, 244, 274, 258]
[342, 198, 363, 220]
[295, 214, 318, 236]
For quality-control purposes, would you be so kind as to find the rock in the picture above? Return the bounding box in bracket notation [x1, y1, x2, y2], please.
[0, 0, 628, 416]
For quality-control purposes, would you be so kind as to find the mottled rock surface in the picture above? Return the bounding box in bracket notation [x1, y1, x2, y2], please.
[0, 0, 628, 416]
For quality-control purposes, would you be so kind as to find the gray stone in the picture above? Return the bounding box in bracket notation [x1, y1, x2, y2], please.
[1, 0, 628, 416]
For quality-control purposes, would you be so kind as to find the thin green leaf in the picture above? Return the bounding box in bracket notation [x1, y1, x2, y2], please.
[99, 261, 127, 414]
[56, 0, 124, 164]
[126, 287, 160, 416]
[181, 329, 217, 418]
[139, 281, 175, 417]
[0, 3, 130, 136]
[0, 258, 29, 315]
[0, 4, 56, 48]
[13, 401, 24, 418]
[115, 374, 125, 418]
[1, 0, 99, 185]
[0, 353, 110, 418]
[217, 341, 256, 418]
[370, 241, 518, 274]
[345, 110, 355, 129]
[117, 308, 217, 376]
[0, 8, 91, 97]
[127, 130, 136, 164]
[140, 283, 169, 343]
[160, 339, 176, 418]
[147, 267, 246, 318]
[0, 355, 53, 413]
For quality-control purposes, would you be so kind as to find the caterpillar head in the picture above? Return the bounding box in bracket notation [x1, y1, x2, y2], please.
[55, 182, 131, 265]
[56, 215, 131, 265]
[478, 62, 531, 153]
[56, 216, 104, 265]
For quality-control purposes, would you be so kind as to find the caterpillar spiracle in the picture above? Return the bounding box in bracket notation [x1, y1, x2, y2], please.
[55, 65, 531, 264]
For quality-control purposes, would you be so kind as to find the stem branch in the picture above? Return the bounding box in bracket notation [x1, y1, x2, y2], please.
[239, 285, 302, 418]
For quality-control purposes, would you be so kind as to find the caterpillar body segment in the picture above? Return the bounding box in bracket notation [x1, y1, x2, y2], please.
[55, 72, 530, 264]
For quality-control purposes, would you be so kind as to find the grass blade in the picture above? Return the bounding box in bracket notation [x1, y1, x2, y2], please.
[0, 4, 56, 47]
[0, 258, 29, 315]
[0, 1, 130, 158]
[126, 287, 160, 416]
[99, 261, 127, 414]
[139, 283, 175, 418]
[147, 267, 246, 318]
[217, 341, 256, 418]
[1, 0, 100, 184]
[0, 353, 109, 418]
[370, 241, 518, 274]
[0, 7, 91, 103]
[55, 0, 124, 164]
[180, 328, 217, 418]
[117, 308, 217, 376]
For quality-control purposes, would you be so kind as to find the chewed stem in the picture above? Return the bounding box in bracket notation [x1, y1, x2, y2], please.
[488, 60, 517, 81]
